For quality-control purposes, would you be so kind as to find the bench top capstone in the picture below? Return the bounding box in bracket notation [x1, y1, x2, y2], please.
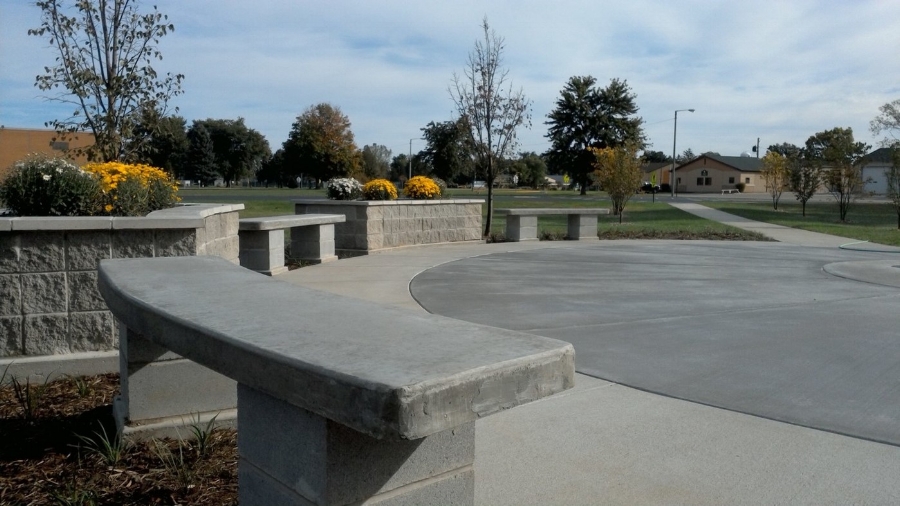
[496, 208, 610, 216]
[239, 213, 345, 231]
[98, 256, 574, 440]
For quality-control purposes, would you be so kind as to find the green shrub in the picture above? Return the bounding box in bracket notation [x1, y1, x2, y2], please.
[735, 182, 746, 192]
[0, 155, 102, 216]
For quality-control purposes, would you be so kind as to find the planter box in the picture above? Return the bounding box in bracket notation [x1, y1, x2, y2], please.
[0, 204, 243, 359]
[294, 199, 484, 252]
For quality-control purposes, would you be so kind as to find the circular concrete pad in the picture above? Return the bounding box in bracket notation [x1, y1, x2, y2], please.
[410, 241, 900, 445]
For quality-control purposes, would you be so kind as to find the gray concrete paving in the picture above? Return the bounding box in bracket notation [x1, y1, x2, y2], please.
[281, 209, 900, 505]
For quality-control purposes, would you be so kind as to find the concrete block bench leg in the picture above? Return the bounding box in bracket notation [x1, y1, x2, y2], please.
[567, 214, 599, 240]
[239, 229, 288, 276]
[291, 223, 338, 264]
[505, 215, 538, 242]
[114, 326, 237, 439]
[237, 384, 474, 506]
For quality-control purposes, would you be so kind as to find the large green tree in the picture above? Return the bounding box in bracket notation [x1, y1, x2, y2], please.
[450, 17, 531, 236]
[545, 76, 644, 195]
[189, 118, 270, 187]
[510, 152, 547, 188]
[184, 123, 218, 186]
[29, 0, 184, 162]
[360, 144, 392, 180]
[804, 127, 869, 222]
[282, 103, 361, 187]
[131, 112, 188, 176]
[419, 118, 474, 184]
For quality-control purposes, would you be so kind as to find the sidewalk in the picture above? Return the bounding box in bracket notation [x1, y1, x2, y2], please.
[280, 218, 900, 504]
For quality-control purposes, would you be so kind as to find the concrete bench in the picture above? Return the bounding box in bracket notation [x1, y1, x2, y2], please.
[238, 214, 345, 275]
[98, 255, 574, 506]
[496, 208, 610, 242]
[721, 189, 739, 195]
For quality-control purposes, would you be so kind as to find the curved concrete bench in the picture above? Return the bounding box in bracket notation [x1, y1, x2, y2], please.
[98, 255, 574, 505]
[496, 208, 610, 241]
[238, 213, 345, 275]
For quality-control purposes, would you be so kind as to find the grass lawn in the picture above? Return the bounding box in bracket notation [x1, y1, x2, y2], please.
[706, 200, 900, 246]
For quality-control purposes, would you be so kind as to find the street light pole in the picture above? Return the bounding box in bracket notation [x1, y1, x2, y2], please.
[671, 108, 695, 198]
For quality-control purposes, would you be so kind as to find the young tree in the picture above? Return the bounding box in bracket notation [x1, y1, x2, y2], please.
[887, 147, 900, 229]
[282, 103, 361, 187]
[789, 155, 820, 218]
[804, 127, 870, 222]
[675, 148, 697, 164]
[360, 144, 392, 180]
[760, 151, 790, 210]
[450, 17, 531, 237]
[545, 76, 644, 196]
[29, 0, 184, 162]
[870, 99, 900, 147]
[419, 118, 474, 184]
[592, 144, 643, 223]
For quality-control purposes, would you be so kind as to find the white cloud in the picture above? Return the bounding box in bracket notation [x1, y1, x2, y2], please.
[2, 0, 899, 159]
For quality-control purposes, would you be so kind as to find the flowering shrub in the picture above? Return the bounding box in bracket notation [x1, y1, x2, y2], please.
[0, 154, 102, 216]
[82, 162, 180, 216]
[326, 177, 363, 200]
[430, 177, 448, 198]
[362, 179, 398, 200]
[403, 176, 441, 200]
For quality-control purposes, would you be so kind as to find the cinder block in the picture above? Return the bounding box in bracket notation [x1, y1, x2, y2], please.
[68, 271, 106, 311]
[238, 385, 475, 506]
[0, 274, 22, 316]
[21, 272, 67, 313]
[0, 317, 23, 356]
[155, 229, 197, 256]
[66, 231, 111, 270]
[506, 215, 539, 242]
[568, 214, 599, 240]
[20, 231, 66, 272]
[68, 311, 116, 352]
[23, 314, 69, 355]
[0, 233, 19, 273]
[111, 230, 154, 258]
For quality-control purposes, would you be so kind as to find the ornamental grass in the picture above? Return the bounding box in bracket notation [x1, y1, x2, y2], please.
[403, 176, 441, 200]
[362, 179, 398, 200]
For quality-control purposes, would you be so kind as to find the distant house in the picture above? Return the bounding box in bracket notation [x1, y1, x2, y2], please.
[0, 127, 95, 180]
[641, 162, 672, 186]
[860, 147, 895, 195]
[673, 154, 764, 193]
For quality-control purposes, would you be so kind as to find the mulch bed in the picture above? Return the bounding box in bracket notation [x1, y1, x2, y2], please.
[0, 373, 238, 505]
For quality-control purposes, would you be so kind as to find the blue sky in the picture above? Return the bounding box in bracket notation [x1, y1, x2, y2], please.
[3, 0, 899, 161]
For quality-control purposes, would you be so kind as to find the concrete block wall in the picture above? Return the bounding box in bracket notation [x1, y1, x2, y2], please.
[294, 199, 483, 252]
[0, 204, 242, 358]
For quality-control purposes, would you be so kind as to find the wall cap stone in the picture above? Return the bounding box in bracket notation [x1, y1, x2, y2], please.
[99, 255, 574, 440]
[496, 208, 610, 216]
[240, 214, 345, 231]
[0, 203, 241, 231]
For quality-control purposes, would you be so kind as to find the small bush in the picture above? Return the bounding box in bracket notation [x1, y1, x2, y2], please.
[82, 162, 180, 216]
[0, 154, 102, 216]
[326, 177, 363, 200]
[431, 177, 448, 198]
[403, 176, 441, 200]
[735, 182, 746, 193]
[362, 178, 398, 200]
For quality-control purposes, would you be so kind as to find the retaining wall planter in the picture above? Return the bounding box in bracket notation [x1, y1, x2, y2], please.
[294, 199, 484, 252]
[0, 203, 243, 358]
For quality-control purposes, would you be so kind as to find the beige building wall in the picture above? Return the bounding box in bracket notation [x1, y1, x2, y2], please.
[0, 128, 95, 180]
[674, 157, 764, 193]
